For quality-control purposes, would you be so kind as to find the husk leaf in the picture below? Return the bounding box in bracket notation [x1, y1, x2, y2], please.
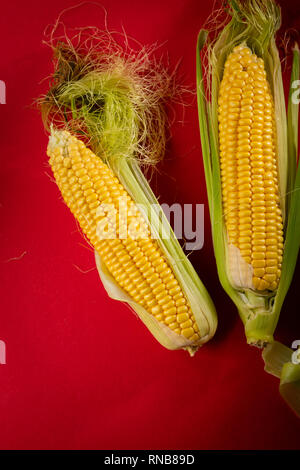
[262, 341, 300, 417]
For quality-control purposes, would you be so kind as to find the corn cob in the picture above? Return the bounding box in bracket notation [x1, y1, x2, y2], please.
[218, 44, 284, 292]
[197, 0, 300, 415]
[48, 129, 200, 343]
[40, 28, 217, 353]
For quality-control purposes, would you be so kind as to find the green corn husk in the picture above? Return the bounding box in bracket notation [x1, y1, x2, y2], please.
[196, 0, 300, 413]
[40, 28, 217, 354]
[263, 341, 300, 418]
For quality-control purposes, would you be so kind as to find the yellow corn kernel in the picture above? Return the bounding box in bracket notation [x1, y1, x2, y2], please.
[47, 130, 199, 341]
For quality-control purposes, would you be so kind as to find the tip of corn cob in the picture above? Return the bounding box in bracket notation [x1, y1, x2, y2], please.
[48, 127, 74, 159]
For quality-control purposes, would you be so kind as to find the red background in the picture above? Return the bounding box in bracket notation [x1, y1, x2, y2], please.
[0, 0, 300, 450]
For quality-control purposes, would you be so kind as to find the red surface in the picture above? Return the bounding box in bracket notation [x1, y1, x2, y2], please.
[0, 0, 300, 450]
